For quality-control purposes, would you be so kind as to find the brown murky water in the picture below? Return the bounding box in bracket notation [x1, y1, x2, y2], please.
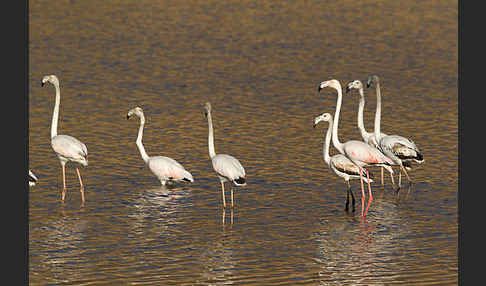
[29, 0, 458, 284]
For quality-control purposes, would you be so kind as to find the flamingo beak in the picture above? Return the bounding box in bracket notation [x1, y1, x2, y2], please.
[41, 81, 45, 87]
[366, 77, 372, 88]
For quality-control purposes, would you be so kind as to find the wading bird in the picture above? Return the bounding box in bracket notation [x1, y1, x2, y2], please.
[318, 79, 394, 217]
[313, 112, 374, 212]
[345, 79, 395, 187]
[204, 102, 246, 209]
[42, 75, 88, 203]
[366, 75, 424, 189]
[127, 106, 193, 186]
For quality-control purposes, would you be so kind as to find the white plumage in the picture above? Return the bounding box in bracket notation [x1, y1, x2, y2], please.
[29, 169, 38, 187]
[127, 107, 194, 186]
[318, 79, 394, 217]
[366, 75, 424, 188]
[204, 102, 246, 209]
[346, 79, 395, 187]
[42, 75, 88, 203]
[314, 112, 373, 212]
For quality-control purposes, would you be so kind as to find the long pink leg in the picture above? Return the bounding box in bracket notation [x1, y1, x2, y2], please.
[364, 170, 373, 217]
[61, 163, 67, 201]
[359, 167, 365, 217]
[76, 168, 85, 204]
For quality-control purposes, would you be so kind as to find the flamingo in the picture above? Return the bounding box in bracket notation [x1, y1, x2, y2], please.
[366, 75, 424, 188]
[42, 75, 88, 203]
[204, 102, 246, 209]
[318, 79, 394, 217]
[313, 112, 374, 212]
[126, 106, 194, 186]
[29, 169, 38, 187]
[345, 79, 396, 187]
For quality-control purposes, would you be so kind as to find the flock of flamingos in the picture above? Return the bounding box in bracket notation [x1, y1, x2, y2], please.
[28, 74, 424, 217]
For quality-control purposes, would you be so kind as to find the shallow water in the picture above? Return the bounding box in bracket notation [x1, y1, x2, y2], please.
[29, 0, 458, 284]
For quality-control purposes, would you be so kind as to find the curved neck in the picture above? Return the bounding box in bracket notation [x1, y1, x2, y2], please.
[323, 118, 333, 165]
[373, 81, 382, 142]
[331, 86, 344, 154]
[136, 115, 150, 163]
[50, 83, 61, 139]
[357, 87, 371, 141]
[206, 111, 216, 158]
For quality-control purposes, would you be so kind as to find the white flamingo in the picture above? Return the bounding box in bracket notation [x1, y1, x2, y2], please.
[204, 102, 246, 209]
[313, 112, 374, 212]
[127, 107, 194, 186]
[318, 79, 394, 217]
[29, 169, 38, 187]
[345, 79, 396, 187]
[366, 75, 424, 188]
[42, 75, 88, 203]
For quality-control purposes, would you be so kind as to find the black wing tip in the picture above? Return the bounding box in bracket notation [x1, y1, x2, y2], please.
[182, 177, 193, 182]
[234, 177, 246, 185]
[416, 152, 424, 162]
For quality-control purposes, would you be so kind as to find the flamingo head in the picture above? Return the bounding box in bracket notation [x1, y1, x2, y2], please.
[366, 75, 380, 88]
[317, 79, 342, 93]
[204, 102, 211, 118]
[313, 112, 332, 128]
[345, 80, 363, 93]
[41, 75, 59, 87]
[127, 106, 144, 120]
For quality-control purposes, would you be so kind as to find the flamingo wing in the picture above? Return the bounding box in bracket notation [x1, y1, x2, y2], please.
[379, 135, 423, 162]
[52, 134, 88, 164]
[212, 154, 246, 183]
[343, 140, 393, 165]
[331, 154, 365, 177]
[148, 156, 194, 182]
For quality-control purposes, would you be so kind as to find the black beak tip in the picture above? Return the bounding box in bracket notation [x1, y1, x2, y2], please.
[41, 82, 44, 87]
[317, 86, 322, 93]
[126, 115, 130, 120]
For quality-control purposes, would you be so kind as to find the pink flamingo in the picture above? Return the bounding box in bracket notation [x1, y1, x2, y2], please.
[318, 79, 394, 217]
[127, 107, 194, 186]
[313, 112, 374, 213]
[42, 75, 88, 203]
[345, 79, 396, 188]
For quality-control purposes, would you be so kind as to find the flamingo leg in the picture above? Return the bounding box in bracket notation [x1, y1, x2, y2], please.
[76, 168, 85, 204]
[222, 208, 225, 225]
[381, 167, 384, 186]
[401, 165, 412, 185]
[230, 208, 234, 225]
[221, 181, 226, 208]
[364, 170, 373, 217]
[398, 169, 402, 187]
[349, 181, 355, 212]
[389, 169, 396, 189]
[359, 167, 365, 217]
[345, 180, 350, 212]
[231, 188, 234, 208]
[61, 162, 67, 201]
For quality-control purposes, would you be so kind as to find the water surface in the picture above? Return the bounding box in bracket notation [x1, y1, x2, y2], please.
[29, 1, 458, 284]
